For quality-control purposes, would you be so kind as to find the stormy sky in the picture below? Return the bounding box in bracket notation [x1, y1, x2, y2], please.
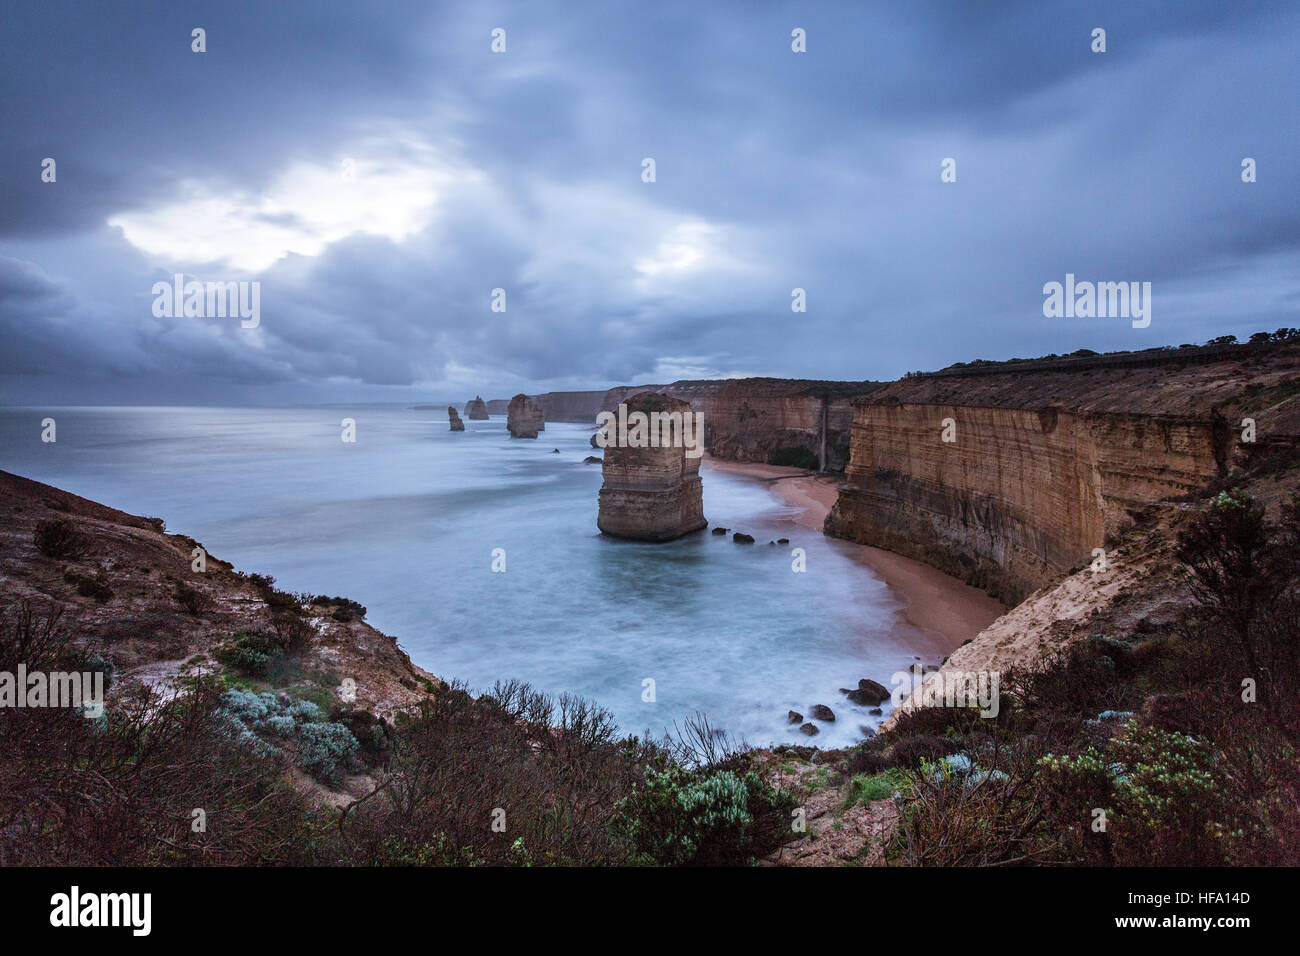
[1, 0, 1297, 405]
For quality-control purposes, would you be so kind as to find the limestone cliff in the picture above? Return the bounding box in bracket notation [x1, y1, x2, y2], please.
[533, 390, 607, 423]
[597, 393, 707, 542]
[464, 396, 489, 420]
[448, 406, 465, 431]
[826, 344, 1300, 604]
[506, 393, 545, 438]
[602, 378, 882, 472]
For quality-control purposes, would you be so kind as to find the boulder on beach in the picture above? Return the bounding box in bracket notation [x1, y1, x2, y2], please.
[507, 394, 545, 438]
[732, 532, 755, 544]
[448, 407, 465, 431]
[465, 396, 489, 420]
[841, 678, 892, 707]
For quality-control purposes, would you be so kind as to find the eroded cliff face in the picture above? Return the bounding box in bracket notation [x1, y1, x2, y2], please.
[826, 347, 1300, 604]
[532, 390, 607, 423]
[448, 407, 465, 431]
[464, 396, 489, 420]
[602, 378, 881, 472]
[597, 393, 706, 541]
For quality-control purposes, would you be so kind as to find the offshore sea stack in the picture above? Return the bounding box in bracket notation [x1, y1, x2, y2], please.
[597, 393, 706, 542]
[465, 396, 489, 420]
[506, 394, 545, 438]
[447, 406, 464, 431]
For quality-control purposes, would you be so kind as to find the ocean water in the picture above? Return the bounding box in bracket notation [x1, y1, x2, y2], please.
[0, 405, 949, 747]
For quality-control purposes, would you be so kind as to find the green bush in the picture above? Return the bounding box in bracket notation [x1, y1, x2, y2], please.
[615, 765, 796, 865]
[213, 632, 280, 677]
[219, 689, 359, 785]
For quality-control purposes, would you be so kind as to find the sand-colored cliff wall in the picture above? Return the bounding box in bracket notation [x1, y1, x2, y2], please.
[826, 347, 1300, 604]
[602, 378, 881, 472]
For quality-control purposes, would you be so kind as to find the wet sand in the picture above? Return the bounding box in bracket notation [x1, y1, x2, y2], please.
[702, 458, 1006, 649]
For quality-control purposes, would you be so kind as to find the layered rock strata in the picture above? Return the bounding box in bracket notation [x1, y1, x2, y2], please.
[602, 378, 882, 472]
[506, 393, 545, 438]
[825, 345, 1300, 604]
[464, 396, 489, 420]
[596, 393, 707, 542]
[448, 407, 464, 431]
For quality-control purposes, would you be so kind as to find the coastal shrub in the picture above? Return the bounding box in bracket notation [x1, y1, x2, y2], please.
[213, 631, 281, 677]
[309, 595, 367, 621]
[2, 614, 329, 866]
[338, 680, 666, 866]
[219, 689, 360, 785]
[34, 517, 84, 559]
[615, 765, 797, 866]
[769, 446, 819, 470]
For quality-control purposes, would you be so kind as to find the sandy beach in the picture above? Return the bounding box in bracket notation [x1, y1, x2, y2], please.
[703, 457, 1006, 650]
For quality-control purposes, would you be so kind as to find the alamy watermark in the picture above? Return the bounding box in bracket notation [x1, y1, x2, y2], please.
[0, 665, 104, 717]
[1043, 273, 1151, 328]
[891, 669, 1000, 718]
[152, 274, 260, 328]
[594, 403, 705, 459]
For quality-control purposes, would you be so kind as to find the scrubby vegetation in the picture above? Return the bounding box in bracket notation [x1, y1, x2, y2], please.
[0, 602, 800, 866]
[830, 488, 1300, 865]
[33, 517, 84, 559]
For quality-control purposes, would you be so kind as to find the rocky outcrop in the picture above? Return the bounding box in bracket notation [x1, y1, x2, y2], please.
[0, 470, 441, 722]
[826, 344, 1300, 604]
[602, 378, 882, 472]
[464, 396, 489, 420]
[448, 407, 464, 431]
[597, 393, 707, 542]
[506, 394, 545, 438]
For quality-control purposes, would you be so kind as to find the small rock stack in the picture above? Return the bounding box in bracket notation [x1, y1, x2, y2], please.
[507, 394, 545, 438]
[597, 393, 706, 542]
[465, 396, 489, 420]
[448, 406, 465, 431]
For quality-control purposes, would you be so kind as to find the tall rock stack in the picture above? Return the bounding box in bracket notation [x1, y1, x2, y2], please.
[597, 393, 706, 542]
[506, 394, 545, 438]
[465, 396, 489, 420]
[448, 406, 465, 431]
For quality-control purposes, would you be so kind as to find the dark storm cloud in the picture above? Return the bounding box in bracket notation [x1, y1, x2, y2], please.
[1, 0, 1297, 405]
